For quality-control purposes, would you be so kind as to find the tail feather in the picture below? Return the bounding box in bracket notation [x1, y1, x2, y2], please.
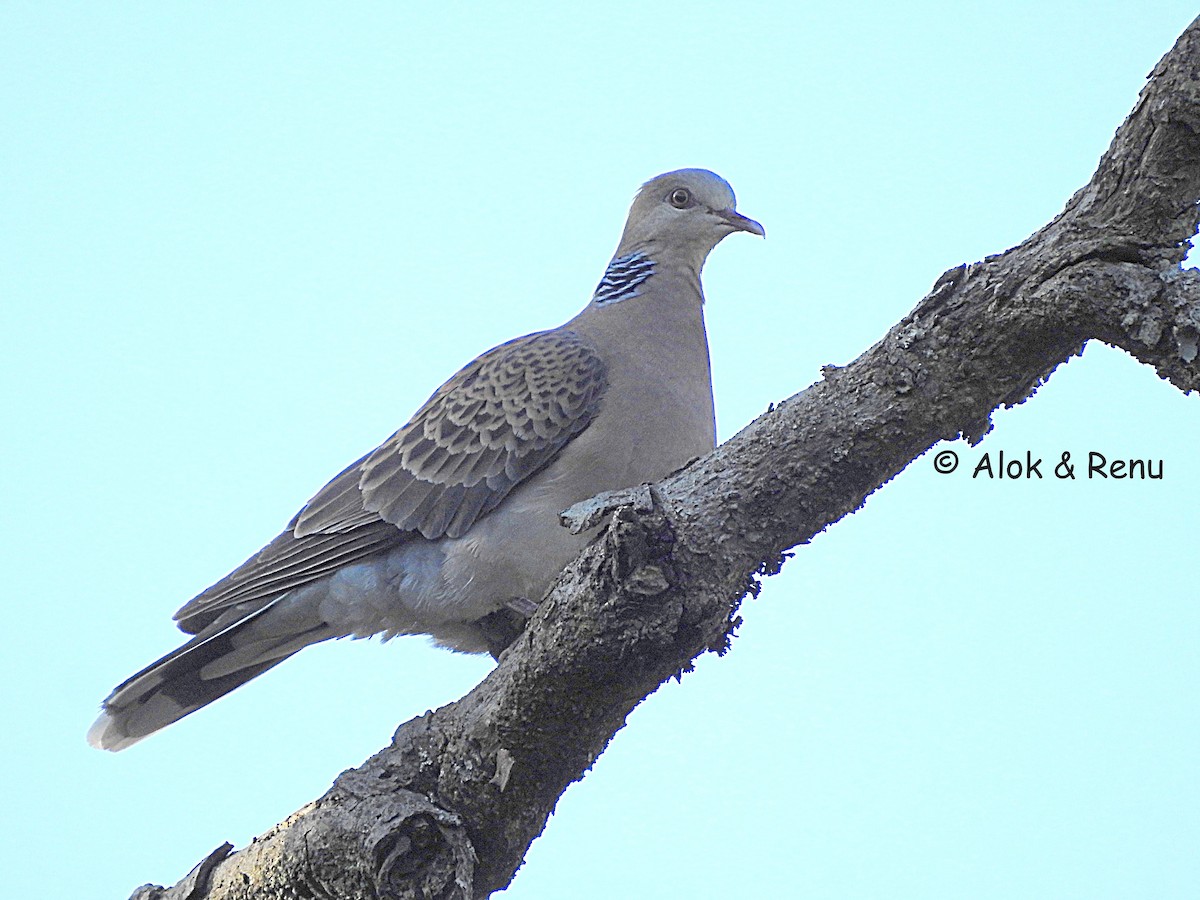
[88, 601, 332, 751]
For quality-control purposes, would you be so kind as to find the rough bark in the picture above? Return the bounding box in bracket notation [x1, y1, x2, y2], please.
[132, 18, 1200, 900]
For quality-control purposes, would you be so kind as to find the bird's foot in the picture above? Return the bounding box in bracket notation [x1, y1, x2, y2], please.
[477, 598, 538, 660]
[504, 597, 539, 618]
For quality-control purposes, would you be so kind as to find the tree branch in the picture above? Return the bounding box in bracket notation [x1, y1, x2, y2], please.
[133, 17, 1200, 900]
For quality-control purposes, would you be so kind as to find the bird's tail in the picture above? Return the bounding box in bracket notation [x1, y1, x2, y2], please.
[88, 600, 333, 751]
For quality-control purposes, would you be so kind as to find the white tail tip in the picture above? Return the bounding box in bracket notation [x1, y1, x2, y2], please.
[87, 711, 144, 752]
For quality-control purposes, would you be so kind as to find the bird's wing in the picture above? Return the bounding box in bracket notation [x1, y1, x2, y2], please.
[171, 507, 403, 634]
[350, 328, 608, 539]
[173, 328, 607, 633]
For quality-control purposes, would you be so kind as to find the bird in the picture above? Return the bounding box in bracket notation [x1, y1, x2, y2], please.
[88, 168, 764, 751]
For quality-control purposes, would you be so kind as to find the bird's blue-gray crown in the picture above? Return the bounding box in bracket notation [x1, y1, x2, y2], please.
[592, 168, 763, 306]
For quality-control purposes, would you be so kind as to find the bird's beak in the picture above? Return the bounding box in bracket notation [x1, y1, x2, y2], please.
[717, 208, 766, 238]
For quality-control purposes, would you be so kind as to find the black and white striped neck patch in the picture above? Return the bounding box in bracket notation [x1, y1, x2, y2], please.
[591, 252, 656, 306]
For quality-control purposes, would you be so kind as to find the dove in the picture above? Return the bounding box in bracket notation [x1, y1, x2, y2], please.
[88, 168, 763, 751]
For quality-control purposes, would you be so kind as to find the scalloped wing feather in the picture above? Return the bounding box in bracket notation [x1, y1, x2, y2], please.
[173, 329, 607, 633]
[358, 329, 607, 538]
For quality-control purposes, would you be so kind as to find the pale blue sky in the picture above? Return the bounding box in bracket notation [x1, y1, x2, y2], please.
[4, 4, 1200, 897]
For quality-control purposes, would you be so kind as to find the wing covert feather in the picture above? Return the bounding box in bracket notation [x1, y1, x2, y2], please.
[175, 328, 606, 632]
[358, 328, 607, 539]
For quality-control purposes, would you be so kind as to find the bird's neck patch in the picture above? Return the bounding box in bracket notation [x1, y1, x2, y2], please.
[591, 252, 656, 306]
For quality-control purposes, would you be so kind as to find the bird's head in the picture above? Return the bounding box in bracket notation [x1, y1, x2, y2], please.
[615, 168, 764, 266]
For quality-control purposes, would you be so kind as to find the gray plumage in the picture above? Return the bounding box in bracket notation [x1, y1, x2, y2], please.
[88, 168, 763, 751]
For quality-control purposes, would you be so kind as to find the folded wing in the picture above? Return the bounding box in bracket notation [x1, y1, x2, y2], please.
[172, 328, 608, 634]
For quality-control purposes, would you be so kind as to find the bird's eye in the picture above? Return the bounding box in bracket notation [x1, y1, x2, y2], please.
[668, 188, 692, 208]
